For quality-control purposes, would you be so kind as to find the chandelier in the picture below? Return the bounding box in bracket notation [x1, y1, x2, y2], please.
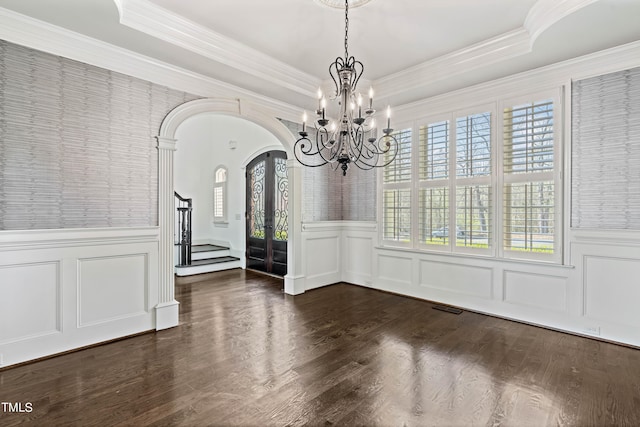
[294, 0, 398, 176]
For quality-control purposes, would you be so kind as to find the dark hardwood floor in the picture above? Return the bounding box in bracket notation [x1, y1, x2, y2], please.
[2, 269, 640, 426]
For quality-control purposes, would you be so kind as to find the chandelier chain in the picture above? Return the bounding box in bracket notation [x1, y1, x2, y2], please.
[344, 0, 349, 60]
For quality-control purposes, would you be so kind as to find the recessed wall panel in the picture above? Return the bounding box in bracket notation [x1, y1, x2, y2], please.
[585, 256, 640, 327]
[504, 271, 567, 312]
[345, 236, 372, 277]
[378, 254, 412, 285]
[306, 236, 339, 278]
[0, 262, 60, 344]
[419, 260, 492, 298]
[78, 254, 147, 327]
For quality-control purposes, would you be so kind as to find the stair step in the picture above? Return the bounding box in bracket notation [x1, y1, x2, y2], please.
[175, 256, 242, 277]
[177, 256, 239, 267]
[192, 244, 229, 253]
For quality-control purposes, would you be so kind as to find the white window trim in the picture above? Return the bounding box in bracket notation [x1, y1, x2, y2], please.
[213, 165, 228, 224]
[378, 88, 564, 265]
[379, 124, 414, 249]
[498, 88, 563, 264]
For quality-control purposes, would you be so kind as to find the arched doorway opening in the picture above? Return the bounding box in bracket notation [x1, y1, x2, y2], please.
[154, 98, 302, 330]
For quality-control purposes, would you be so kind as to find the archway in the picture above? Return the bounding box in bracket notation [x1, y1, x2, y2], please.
[154, 98, 304, 330]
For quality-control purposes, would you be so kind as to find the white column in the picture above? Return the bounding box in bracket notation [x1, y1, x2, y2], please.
[284, 160, 306, 295]
[155, 136, 180, 329]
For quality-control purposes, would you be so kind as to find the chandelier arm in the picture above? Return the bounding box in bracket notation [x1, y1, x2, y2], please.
[349, 125, 369, 161]
[316, 126, 341, 164]
[328, 58, 345, 98]
[351, 59, 364, 93]
[376, 134, 399, 167]
[293, 136, 329, 167]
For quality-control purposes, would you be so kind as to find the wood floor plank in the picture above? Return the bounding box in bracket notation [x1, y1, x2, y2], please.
[2, 269, 640, 426]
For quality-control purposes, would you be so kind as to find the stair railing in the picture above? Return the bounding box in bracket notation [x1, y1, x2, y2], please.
[174, 192, 192, 266]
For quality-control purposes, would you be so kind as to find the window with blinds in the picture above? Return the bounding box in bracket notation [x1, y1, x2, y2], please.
[418, 121, 449, 246]
[572, 66, 640, 229]
[382, 128, 412, 243]
[213, 166, 227, 223]
[455, 112, 492, 250]
[380, 91, 561, 263]
[503, 99, 556, 256]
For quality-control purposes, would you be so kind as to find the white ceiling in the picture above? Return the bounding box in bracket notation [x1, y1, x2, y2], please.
[0, 0, 639, 109]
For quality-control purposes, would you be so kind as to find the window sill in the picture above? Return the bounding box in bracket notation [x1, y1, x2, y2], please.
[213, 221, 229, 228]
[375, 243, 574, 269]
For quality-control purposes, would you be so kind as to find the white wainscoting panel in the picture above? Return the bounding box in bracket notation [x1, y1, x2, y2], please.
[0, 227, 158, 368]
[78, 254, 148, 327]
[342, 223, 376, 286]
[584, 256, 640, 327]
[305, 236, 339, 278]
[378, 253, 413, 286]
[344, 236, 372, 281]
[419, 260, 493, 299]
[570, 231, 640, 345]
[303, 232, 340, 290]
[0, 261, 60, 345]
[503, 270, 567, 312]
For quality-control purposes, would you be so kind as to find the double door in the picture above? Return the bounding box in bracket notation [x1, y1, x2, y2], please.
[246, 151, 288, 276]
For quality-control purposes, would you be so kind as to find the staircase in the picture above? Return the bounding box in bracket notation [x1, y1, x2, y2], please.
[174, 192, 242, 277]
[175, 243, 242, 276]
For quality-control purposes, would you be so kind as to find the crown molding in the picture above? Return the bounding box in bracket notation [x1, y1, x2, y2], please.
[393, 40, 640, 124]
[372, 0, 598, 101]
[114, 0, 320, 98]
[525, 0, 599, 45]
[0, 7, 303, 123]
[373, 27, 531, 101]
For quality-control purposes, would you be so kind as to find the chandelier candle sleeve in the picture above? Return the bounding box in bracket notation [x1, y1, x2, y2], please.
[293, 0, 399, 176]
[387, 106, 391, 129]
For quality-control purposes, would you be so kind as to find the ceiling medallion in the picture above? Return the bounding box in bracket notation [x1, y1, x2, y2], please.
[314, 0, 372, 9]
[295, 0, 397, 176]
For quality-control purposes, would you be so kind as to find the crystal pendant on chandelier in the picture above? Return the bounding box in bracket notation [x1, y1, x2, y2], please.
[294, 0, 398, 176]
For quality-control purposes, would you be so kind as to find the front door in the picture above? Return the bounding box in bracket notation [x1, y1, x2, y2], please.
[246, 151, 288, 276]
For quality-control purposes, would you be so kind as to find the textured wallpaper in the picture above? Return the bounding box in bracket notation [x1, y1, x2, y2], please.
[279, 118, 376, 222]
[572, 66, 640, 229]
[0, 40, 199, 230]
